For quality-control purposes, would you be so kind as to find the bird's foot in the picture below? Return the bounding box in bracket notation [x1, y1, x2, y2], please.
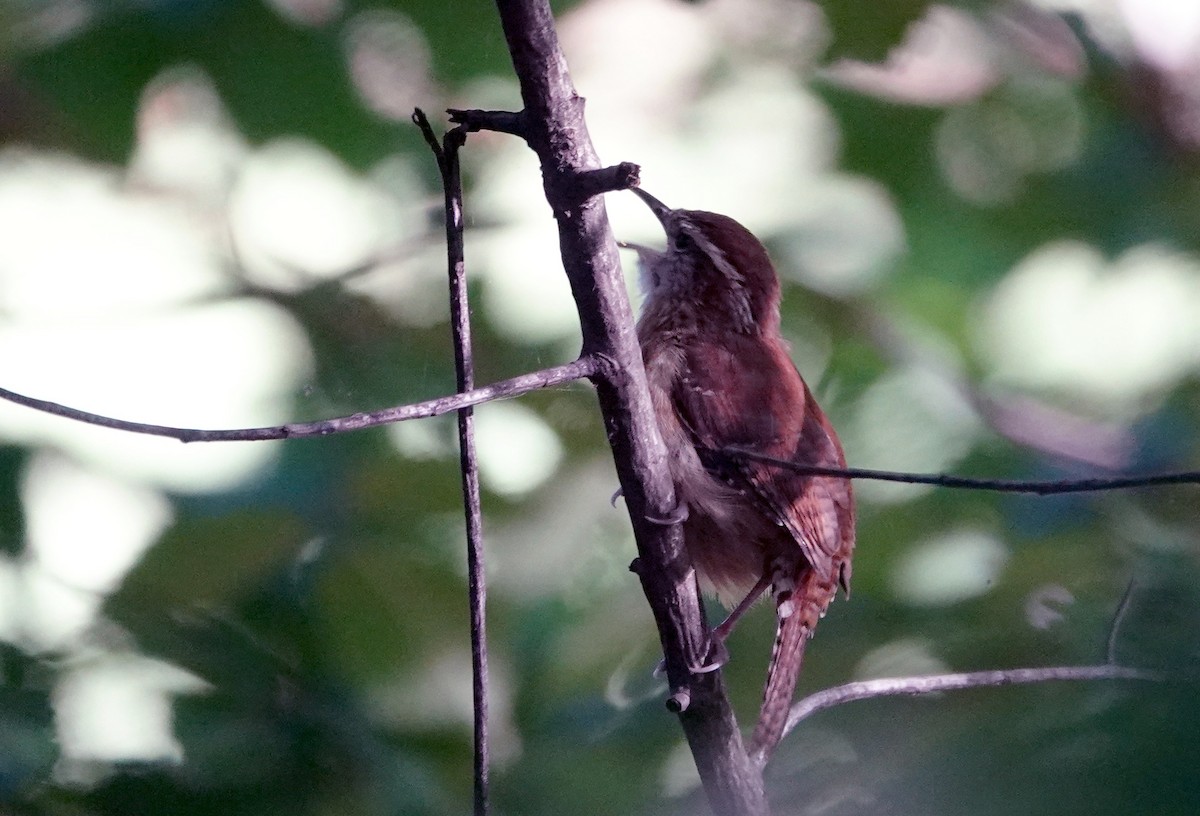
[645, 501, 688, 525]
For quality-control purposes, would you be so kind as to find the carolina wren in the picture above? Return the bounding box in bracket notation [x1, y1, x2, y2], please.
[630, 187, 855, 761]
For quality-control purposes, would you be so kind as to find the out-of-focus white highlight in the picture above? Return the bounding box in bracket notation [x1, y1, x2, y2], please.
[17, 568, 102, 650]
[460, 78, 574, 340]
[388, 415, 454, 461]
[776, 176, 905, 296]
[474, 403, 563, 497]
[981, 241, 1200, 409]
[891, 529, 1009, 606]
[487, 459, 628, 598]
[474, 216, 581, 344]
[855, 638, 950, 679]
[844, 366, 982, 503]
[0, 299, 312, 492]
[343, 9, 433, 122]
[25, 455, 170, 594]
[264, 0, 343, 27]
[562, 0, 713, 111]
[130, 66, 247, 201]
[0, 58, 448, 778]
[18, 455, 171, 649]
[671, 67, 840, 233]
[661, 740, 703, 798]
[826, 7, 1001, 105]
[0, 556, 104, 650]
[1034, 0, 1200, 76]
[0, 152, 224, 315]
[935, 86, 1084, 205]
[348, 155, 447, 327]
[368, 649, 521, 765]
[0, 106, 318, 493]
[597, 61, 843, 245]
[54, 655, 205, 765]
[230, 140, 411, 288]
[1118, 0, 1200, 73]
[1025, 583, 1075, 630]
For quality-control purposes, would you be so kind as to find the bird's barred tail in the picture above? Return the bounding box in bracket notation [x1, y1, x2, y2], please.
[748, 565, 832, 762]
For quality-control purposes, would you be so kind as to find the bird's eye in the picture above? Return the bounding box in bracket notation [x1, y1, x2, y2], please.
[672, 232, 692, 252]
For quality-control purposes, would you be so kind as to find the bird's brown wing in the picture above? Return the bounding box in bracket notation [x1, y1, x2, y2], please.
[674, 335, 854, 583]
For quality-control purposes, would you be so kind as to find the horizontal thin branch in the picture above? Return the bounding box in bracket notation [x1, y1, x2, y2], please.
[721, 447, 1200, 495]
[0, 357, 599, 443]
[781, 664, 1167, 739]
[5, 376, 1194, 497]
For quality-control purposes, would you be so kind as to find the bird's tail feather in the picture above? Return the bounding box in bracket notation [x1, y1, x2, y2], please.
[749, 566, 829, 762]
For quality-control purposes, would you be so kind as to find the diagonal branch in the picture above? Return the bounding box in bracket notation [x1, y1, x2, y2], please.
[0, 359, 598, 443]
[779, 664, 1168, 742]
[768, 572, 1173, 764]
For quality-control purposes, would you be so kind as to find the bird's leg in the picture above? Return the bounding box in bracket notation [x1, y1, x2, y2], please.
[653, 572, 772, 677]
[689, 573, 773, 673]
[712, 573, 773, 642]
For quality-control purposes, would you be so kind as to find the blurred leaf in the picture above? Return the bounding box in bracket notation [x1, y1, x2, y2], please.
[0, 447, 27, 556]
[0, 647, 56, 802]
[276, 284, 454, 412]
[17, 1, 397, 165]
[313, 534, 465, 683]
[817, 0, 936, 61]
[107, 510, 309, 611]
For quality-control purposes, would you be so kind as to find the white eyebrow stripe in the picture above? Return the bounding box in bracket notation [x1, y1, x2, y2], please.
[679, 220, 754, 332]
[682, 220, 744, 284]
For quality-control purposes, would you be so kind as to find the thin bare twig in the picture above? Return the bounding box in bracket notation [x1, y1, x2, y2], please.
[720, 447, 1200, 495]
[1107, 577, 1138, 665]
[414, 108, 491, 816]
[0, 359, 598, 443]
[779, 664, 1165, 741]
[4, 378, 1193, 501]
[771, 583, 1176, 764]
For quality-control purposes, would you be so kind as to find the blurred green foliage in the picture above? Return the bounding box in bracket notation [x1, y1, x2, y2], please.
[2, 1, 1200, 815]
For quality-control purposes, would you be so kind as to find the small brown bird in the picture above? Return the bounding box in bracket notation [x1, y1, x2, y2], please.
[630, 187, 855, 761]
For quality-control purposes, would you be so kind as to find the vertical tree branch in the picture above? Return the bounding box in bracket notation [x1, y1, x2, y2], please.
[415, 109, 491, 816]
[447, 133, 491, 816]
[482, 1, 768, 813]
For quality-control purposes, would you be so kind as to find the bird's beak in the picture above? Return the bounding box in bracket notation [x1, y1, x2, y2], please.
[631, 187, 672, 226]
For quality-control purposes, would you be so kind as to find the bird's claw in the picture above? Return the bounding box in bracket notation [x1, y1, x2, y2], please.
[646, 502, 689, 525]
[692, 639, 730, 674]
[608, 487, 685, 523]
[651, 638, 730, 678]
